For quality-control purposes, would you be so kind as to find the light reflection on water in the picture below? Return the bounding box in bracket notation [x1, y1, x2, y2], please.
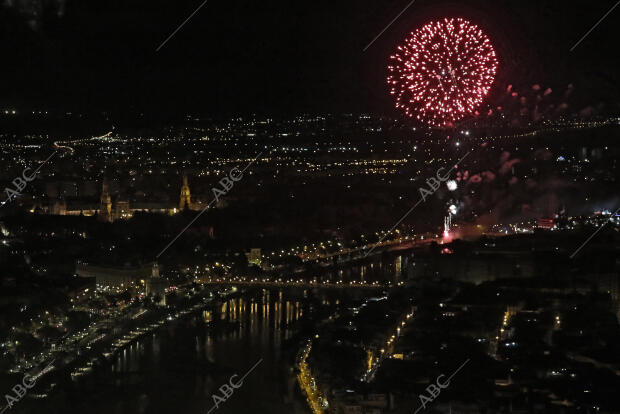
[321, 254, 408, 284]
[33, 254, 407, 414]
[43, 289, 323, 414]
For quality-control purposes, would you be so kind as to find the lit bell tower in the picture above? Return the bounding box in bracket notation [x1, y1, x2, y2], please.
[179, 175, 191, 210]
[99, 181, 112, 222]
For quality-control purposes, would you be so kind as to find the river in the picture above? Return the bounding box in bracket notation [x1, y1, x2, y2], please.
[21, 253, 410, 414]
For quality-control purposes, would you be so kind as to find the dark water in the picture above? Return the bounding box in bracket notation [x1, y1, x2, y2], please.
[62, 291, 307, 414]
[29, 290, 320, 414]
[22, 254, 408, 414]
[322, 253, 409, 284]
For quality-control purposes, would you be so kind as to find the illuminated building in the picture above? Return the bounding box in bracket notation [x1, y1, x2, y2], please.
[50, 198, 67, 215]
[113, 200, 131, 220]
[179, 174, 192, 210]
[537, 217, 554, 229]
[145, 263, 168, 305]
[76, 262, 152, 289]
[44, 176, 205, 221]
[98, 181, 113, 223]
[246, 248, 262, 266]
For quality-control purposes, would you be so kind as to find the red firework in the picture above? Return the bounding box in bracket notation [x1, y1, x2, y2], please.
[387, 18, 498, 127]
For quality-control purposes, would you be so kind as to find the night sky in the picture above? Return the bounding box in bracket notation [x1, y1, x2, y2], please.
[0, 0, 619, 117]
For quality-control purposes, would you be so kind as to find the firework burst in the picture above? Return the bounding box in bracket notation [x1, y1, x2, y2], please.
[387, 18, 498, 127]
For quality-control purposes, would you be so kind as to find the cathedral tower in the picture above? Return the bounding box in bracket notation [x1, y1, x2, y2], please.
[99, 181, 112, 222]
[179, 175, 191, 210]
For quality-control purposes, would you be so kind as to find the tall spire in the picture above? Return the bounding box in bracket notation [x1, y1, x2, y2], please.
[179, 174, 191, 210]
[99, 180, 112, 222]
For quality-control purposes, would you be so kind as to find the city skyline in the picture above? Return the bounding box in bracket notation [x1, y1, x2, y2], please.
[1, 1, 620, 413]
